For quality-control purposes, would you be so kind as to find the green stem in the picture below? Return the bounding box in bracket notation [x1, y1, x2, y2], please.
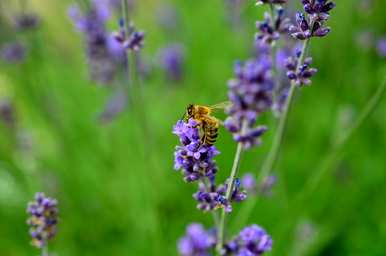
[121, 0, 130, 34]
[257, 39, 310, 185]
[299, 78, 386, 197]
[273, 79, 386, 253]
[230, 39, 311, 231]
[268, 3, 279, 103]
[41, 246, 48, 256]
[216, 120, 247, 254]
[203, 178, 220, 226]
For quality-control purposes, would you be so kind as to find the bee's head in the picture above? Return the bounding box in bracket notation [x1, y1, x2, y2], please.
[186, 104, 195, 117]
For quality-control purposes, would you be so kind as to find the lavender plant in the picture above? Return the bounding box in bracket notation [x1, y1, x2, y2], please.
[0, 1, 40, 64]
[159, 44, 185, 82]
[68, 0, 126, 84]
[377, 37, 386, 58]
[27, 192, 58, 256]
[0, 42, 26, 63]
[257, 0, 336, 190]
[173, 0, 336, 255]
[68, 0, 145, 123]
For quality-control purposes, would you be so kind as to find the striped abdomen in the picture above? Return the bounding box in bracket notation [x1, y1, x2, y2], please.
[201, 122, 219, 146]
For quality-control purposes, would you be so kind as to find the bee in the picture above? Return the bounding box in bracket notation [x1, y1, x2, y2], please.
[184, 102, 231, 146]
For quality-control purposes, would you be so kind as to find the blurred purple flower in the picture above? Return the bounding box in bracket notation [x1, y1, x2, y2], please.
[241, 173, 257, 194]
[241, 173, 277, 196]
[173, 119, 219, 182]
[178, 223, 216, 256]
[225, 224, 272, 255]
[68, 1, 125, 84]
[377, 38, 386, 58]
[0, 42, 26, 63]
[0, 99, 16, 127]
[27, 192, 58, 249]
[98, 89, 127, 123]
[159, 44, 185, 81]
[14, 13, 40, 31]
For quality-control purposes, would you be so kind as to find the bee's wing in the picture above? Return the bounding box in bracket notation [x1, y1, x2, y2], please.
[209, 101, 232, 111]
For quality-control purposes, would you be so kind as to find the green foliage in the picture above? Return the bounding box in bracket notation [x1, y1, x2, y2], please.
[0, 0, 385, 255]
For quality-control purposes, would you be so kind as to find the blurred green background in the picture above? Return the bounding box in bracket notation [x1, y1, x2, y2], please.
[1, 0, 386, 255]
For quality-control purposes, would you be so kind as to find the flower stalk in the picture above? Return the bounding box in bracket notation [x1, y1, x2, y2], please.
[216, 120, 247, 254]
[257, 38, 310, 185]
[41, 246, 48, 256]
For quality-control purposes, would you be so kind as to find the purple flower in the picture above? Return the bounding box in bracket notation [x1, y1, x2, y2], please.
[125, 31, 145, 51]
[302, 0, 336, 21]
[27, 192, 58, 249]
[14, 13, 40, 31]
[178, 223, 216, 256]
[173, 119, 219, 182]
[255, 9, 289, 45]
[289, 0, 335, 40]
[225, 225, 272, 255]
[241, 173, 257, 194]
[377, 38, 386, 58]
[0, 42, 26, 63]
[68, 1, 125, 84]
[159, 44, 185, 81]
[225, 57, 272, 149]
[285, 53, 317, 86]
[0, 99, 16, 127]
[193, 177, 247, 213]
[241, 173, 277, 196]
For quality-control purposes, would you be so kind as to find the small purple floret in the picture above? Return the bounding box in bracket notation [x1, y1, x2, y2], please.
[285, 55, 317, 86]
[178, 223, 216, 256]
[27, 192, 59, 249]
[173, 119, 219, 182]
[224, 224, 272, 255]
[225, 57, 272, 149]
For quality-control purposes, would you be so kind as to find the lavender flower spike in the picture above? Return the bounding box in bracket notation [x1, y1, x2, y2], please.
[178, 223, 216, 256]
[173, 119, 219, 182]
[27, 192, 59, 249]
[289, 0, 336, 40]
[159, 44, 185, 81]
[224, 58, 271, 149]
[224, 224, 272, 255]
